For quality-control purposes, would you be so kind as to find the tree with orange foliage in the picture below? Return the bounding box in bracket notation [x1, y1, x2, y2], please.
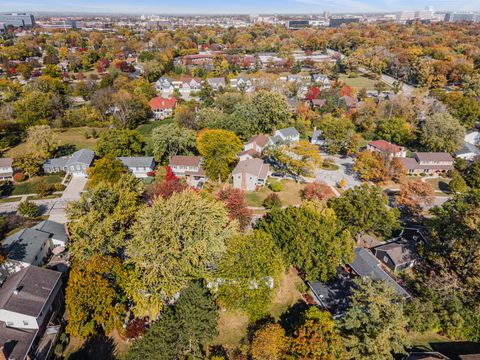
[216, 185, 252, 232]
[154, 166, 187, 199]
[250, 323, 288, 360]
[396, 180, 434, 215]
[301, 182, 334, 201]
[354, 150, 405, 183]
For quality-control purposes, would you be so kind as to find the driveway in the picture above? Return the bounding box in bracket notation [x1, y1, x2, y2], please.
[314, 154, 361, 190]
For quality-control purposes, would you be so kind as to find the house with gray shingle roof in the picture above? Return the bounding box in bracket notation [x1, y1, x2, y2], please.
[206, 77, 226, 91]
[232, 158, 270, 191]
[43, 149, 95, 177]
[118, 157, 155, 178]
[0, 266, 62, 360]
[269, 127, 300, 145]
[0, 220, 67, 279]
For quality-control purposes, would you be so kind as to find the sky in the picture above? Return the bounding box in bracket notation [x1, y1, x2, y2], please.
[0, 0, 478, 14]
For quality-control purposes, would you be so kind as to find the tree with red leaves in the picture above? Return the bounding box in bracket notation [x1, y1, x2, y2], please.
[340, 85, 352, 97]
[155, 166, 187, 199]
[301, 182, 335, 201]
[217, 186, 252, 231]
[306, 86, 320, 101]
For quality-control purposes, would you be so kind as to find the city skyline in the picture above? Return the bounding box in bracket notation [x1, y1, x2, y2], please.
[0, 0, 478, 14]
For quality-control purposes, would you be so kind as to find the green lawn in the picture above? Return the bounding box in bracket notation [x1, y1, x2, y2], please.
[245, 180, 306, 208]
[7, 127, 107, 157]
[11, 175, 63, 196]
[136, 118, 175, 144]
[424, 178, 451, 194]
[0, 197, 20, 203]
[339, 74, 390, 91]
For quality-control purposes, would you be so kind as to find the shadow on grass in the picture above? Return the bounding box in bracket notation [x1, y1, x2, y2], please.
[68, 334, 116, 360]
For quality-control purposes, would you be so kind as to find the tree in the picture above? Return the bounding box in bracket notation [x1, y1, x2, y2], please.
[26, 125, 58, 158]
[464, 161, 480, 189]
[329, 184, 400, 238]
[427, 190, 480, 288]
[96, 129, 145, 157]
[420, 112, 465, 153]
[318, 114, 356, 155]
[217, 231, 283, 320]
[301, 182, 334, 201]
[13, 154, 43, 177]
[354, 150, 405, 183]
[175, 103, 198, 129]
[250, 323, 288, 360]
[444, 92, 480, 129]
[216, 185, 252, 232]
[257, 203, 354, 281]
[396, 180, 434, 215]
[151, 123, 197, 165]
[376, 116, 413, 145]
[449, 171, 468, 194]
[87, 157, 128, 188]
[196, 129, 242, 182]
[65, 256, 126, 338]
[126, 282, 218, 360]
[113, 91, 152, 129]
[13, 90, 59, 127]
[340, 278, 410, 360]
[67, 175, 144, 261]
[274, 140, 322, 178]
[251, 90, 290, 133]
[17, 200, 39, 218]
[125, 191, 237, 318]
[154, 165, 187, 199]
[288, 307, 341, 360]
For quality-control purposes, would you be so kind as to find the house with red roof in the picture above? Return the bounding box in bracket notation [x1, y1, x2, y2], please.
[367, 140, 407, 158]
[149, 96, 176, 120]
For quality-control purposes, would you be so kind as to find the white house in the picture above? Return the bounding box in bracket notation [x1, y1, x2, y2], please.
[311, 74, 331, 88]
[155, 77, 174, 94]
[206, 77, 226, 91]
[118, 157, 155, 178]
[311, 127, 325, 146]
[455, 142, 480, 161]
[0, 266, 63, 360]
[230, 76, 253, 92]
[0, 158, 13, 181]
[169, 155, 206, 188]
[0, 220, 67, 280]
[43, 149, 95, 177]
[232, 158, 270, 191]
[270, 127, 300, 145]
[148, 96, 176, 120]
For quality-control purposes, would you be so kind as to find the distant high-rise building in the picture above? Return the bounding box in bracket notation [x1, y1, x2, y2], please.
[287, 20, 310, 29]
[416, 9, 434, 20]
[0, 13, 35, 28]
[329, 17, 360, 27]
[445, 11, 477, 22]
[397, 11, 416, 22]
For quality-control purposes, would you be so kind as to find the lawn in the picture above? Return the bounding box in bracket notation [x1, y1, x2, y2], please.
[7, 127, 107, 157]
[136, 118, 175, 144]
[10, 175, 63, 196]
[244, 180, 306, 207]
[339, 74, 390, 91]
[424, 178, 451, 195]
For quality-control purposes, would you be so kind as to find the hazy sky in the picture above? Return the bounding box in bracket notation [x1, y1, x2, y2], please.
[0, 0, 478, 14]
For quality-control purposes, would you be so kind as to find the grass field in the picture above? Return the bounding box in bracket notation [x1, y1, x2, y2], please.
[244, 180, 306, 207]
[339, 74, 390, 91]
[6, 127, 107, 157]
[5, 175, 63, 196]
[424, 178, 451, 195]
[136, 118, 175, 145]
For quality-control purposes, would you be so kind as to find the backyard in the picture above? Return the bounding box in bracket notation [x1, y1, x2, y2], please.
[0, 175, 63, 197]
[244, 180, 306, 207]
[338, 74, 390, 91]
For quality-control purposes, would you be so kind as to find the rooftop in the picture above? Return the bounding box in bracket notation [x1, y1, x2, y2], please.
[0, 158, 13, 168]
[232, 158, 269, 178]
[368, 140, 403, 154]
[118, 156, 155, 168]
[415, 152, 454, 163]
[149, 96, 176, 110]
[169, 155, 202, 167]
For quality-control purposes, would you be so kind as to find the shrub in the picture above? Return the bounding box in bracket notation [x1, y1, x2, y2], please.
[146, 171, 156, 177]
[301, 182, 334, 201]
[263, 193, 282, 209]
[53, 183, 66, 192]
[17, 200, 40, 218]
[34, 181, 52, 197]
[268, 180, 283, 192]
[13, 172, 27, 182]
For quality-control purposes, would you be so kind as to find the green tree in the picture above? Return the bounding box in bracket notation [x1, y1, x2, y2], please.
[420, 112, 465, 153]
[318, 114, 356, 155]
[87, 157, 128, 187]
[113, 91, 152, 129]
[151, 123, 197, 164]
[26, 125, 58, 158]
[67, 175, 144, 261]
[329, 184, 400, 238]
[125, 191, 237, 318]
[126, 282, 218, 360]
[96, 129, 145, 157]
[464, 161, 480, 188]
[444, 92, 480, 129]
[196, 129, 243, 182]
[449, 171, 468, 194]
[65, 256, 126, 338]
[251, 90, 290, 133]
[13, 154, 43, 177]
[13, 90, 58, 127]
[217, 231, 283, 320]
[340, 278, 410, 360]
[376, 116, 413, 145]
[17, 200, 39, 218]
[257, 203, 354, 281]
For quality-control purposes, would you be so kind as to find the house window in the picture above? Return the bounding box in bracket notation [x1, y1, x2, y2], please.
[383, 256, 389, 264]
[23, 320, 29, 326]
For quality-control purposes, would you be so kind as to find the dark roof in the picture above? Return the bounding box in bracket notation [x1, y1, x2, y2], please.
[349, 248, 410, 297]
[118, 157, 155, 168]
[66, 149, 95, 166]
[373, 239, 413, 267]
[277, 127, 299, 138]
[415, 152, 454, 163]
[0, 322, 37, 360]
[0, 266, 61, 317]
[309, 273, 352, 315]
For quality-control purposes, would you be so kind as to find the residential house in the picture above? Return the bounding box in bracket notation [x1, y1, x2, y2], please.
[373, 239, 414, 272]
[310, 98, 326, 109]
[367, 140, 407, 158]
[311, 127, 325, 146]
[230, 76, 253, 92]
[0, 220, 67, 279]
[239, 134, 270, 161]
[401, 152, 454, 175]
[270, 127, 300, 145]
[169, 155, 206, 188]
[43, 149, 95, 177]
[455, 142, 480, 161]
[206, 77, 226, 91]
[347, 248, 410, 297]
[0, 158, 13, 181]
[340, 95, 358, 110]
[232, 158, 270, 191]
[155, 77, 174, 94]
[118, 157, 155, 178]
[0, 266, 63, 360]
[149, 96, 176, 120]
[311, 74, 331, 88]
[465, 131, 480, 146]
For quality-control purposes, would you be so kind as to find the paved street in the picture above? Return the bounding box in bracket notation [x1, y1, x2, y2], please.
[314, 154, 361, 190]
